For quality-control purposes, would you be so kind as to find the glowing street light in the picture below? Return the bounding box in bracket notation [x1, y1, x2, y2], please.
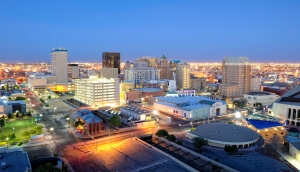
[265, 129, 268, 136]
[275, 128, 277, 134]
[235, 112, 241, 119]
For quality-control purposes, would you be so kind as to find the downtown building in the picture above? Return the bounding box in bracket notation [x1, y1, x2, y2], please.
[220, 57, 251, 98]
[74, 77, 120, 107]
[176, 62, 191, 89]
[124, 61, 160, 87]
[102, 52, 120, 74]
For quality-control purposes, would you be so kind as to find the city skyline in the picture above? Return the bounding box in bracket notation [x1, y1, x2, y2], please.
[1, 1, 300, 63]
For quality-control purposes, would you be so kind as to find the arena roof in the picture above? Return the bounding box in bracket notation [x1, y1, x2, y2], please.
[192, 123, 259, 143]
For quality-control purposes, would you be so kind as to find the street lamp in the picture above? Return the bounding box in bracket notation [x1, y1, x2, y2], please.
[54, 107, 56, 113]
[281, 127, 284, 135]
[50, 128, 54, 139]
[190, 122, 193, 128]
[13, 126, 15, 133]
[179, 124, 181, 132]
[265, 129, 268, 136]
[6, 138, 8, 149]
[274, 128, 277, 134]
[40, 114, 43, 119]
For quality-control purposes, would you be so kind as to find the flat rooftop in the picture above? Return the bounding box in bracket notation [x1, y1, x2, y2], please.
[120, 105, 152, 114]
[192, 123, 259, 143]
[154, 96, 226, 105]
[247, 91, 274, 96]
[0, 148, 31, 172]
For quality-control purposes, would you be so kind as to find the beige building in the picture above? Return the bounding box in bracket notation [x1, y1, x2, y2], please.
[191, 77, 206, 92]
[68, 64, 80, 79]
[100, 68, 118, 79]
[158, 55, 168, 79]
[220, 57, 251, 98]
[74, 78, 120, 107]
[176, 62, 190, 89]
[51, 48, 68, 83]
[136, 56, 158, 67]
[250, 77, 261, 92]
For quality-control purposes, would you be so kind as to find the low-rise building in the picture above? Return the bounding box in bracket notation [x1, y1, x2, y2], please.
[120, 105, 152, 121]
[136, 88, 164, 104]
[177, 89, 196, 97]
[0, 147, 31, 172]
[71, 109, 104, 134]
[243, 91, 278, 107]
[153, 96, 226, 120]
[263, 87, 287, 96]
[0, 98, 26, 115]
[272, 86, 300, 126]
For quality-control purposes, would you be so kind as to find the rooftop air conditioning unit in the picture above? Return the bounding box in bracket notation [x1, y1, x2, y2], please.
[1, 162, 6, 169]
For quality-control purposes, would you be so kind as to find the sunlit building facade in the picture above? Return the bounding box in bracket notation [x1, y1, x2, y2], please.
[220, 57, 251, 98]
[74, 77, 120, 107]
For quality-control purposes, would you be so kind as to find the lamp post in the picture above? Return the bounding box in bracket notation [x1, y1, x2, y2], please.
[13, 126, 15, 134]
[6, 138, 8, 149]
[190, 122, 193, 128]
[274, 128, 277, 134]
[50, 127, 54, 139]
[153, 110, 158, 122]
[40, 114, 43, 120]
[265, 129, 268, 136]
[281, 127, 284, 135]
[179, 124, 181, 132]
[54, 107, 56, 113]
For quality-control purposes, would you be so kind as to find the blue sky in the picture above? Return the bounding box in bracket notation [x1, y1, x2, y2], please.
[0, 0, 299, 63]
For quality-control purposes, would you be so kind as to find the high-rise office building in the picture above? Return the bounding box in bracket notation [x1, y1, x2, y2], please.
[102, 52, 120, 74]
[68, 64, 80, 79]
[176, 62, 190, 89]
[159, 55, 168, 79]
[124, 61, 160, 86]
[220, 57, 251, 98]
[51, 48, 68, 83]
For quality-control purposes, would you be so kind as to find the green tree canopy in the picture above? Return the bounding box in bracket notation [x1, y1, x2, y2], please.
[166, 134, 176, 142]
[109, 115, 121, 128]
[192, 137, 208, 151]
[155, 129, 169, 137]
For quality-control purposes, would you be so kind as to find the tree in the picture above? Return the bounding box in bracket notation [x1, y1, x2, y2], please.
[155, 129, 169, 137]
[35, 162, 61, 172]
[40, 98, 45, 103]
[7, 113, 12, 119]
[48, 96, 51, 99]
[233, 99, 247, 108]
[22, 130, 31, 139]
[15, 97, 26, 101]
[0, 118, 5, 128]
[222, 95, 227, 102]
[224, 145, 238, 154]
[16, 113, 20, 118]
[109, 115, 121, 128]
[166, 134, 176, 142]
[192, 137, 208, 151]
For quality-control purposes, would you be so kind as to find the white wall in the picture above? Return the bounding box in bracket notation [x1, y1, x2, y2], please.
[244, 94, 278, 106]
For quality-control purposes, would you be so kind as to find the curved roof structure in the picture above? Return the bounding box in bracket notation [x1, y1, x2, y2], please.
[192, 123, 258, 143]
[160, 54, 167, 59]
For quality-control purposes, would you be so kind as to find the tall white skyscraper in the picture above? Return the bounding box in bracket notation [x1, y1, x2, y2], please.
[51, 48, 68, 83]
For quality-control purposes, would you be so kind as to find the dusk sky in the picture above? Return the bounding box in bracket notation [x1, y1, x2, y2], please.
[0, 0, 299, 63]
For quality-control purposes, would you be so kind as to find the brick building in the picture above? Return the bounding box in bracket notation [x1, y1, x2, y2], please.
[71, 109, 104, 134]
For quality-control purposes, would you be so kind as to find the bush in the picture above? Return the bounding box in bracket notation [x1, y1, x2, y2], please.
[17, 142, 23, 146]
[109, 115, 121, 128]
[166, 134, 176, 142]
[214, 158, 219, 162]
[7, 113, 12, 119]
[155, 129, 169, 137]
[191, 128, 196, 132]
[176, 140, 182, 145]
[224, 145, 238, 153]
[192, 137, 208, 151]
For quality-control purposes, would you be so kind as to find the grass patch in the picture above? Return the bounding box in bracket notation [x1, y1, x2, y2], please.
[0, 119, 42, 143]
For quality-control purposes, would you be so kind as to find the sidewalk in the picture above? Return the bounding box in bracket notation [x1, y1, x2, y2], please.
[278, 151, 300, 171]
